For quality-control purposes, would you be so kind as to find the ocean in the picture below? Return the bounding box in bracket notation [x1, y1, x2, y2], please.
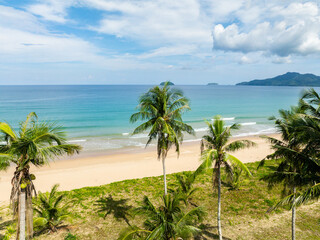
[0, 85, 315, 152]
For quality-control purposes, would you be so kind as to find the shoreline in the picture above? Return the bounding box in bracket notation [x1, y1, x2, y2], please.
[0, 133, 278, 203]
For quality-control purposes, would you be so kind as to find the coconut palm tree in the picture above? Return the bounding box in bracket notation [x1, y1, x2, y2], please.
[0, 112, 81, 239]
[118, 193, 206, 240]
[259, 107, 315, 240]
[130, 82, 194, 195]
[198, 116, 255, 240]
[258, 89, 320, 240]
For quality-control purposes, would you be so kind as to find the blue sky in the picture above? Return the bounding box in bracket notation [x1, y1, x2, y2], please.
[1, 0, 320, 85]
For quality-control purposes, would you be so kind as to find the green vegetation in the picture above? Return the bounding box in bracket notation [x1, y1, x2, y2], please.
[0, 112, 81, 239]
[198, 116, 255, 240]
[258, 88, 320, 240]
[1, 159, 319, 239]
[130, 81, 194, 195]
[236, 72, 320, 86]
[118, 194, 205, 239]
[33, 184, 70, 233]
[168, 171, 201, 207]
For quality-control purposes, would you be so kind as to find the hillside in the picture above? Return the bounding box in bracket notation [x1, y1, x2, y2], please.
[237, 72, 320, 86]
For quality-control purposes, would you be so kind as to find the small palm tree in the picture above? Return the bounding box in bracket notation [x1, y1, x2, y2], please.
[198, 116, 255, 240]
[118, 193, 206, 240]
[0, 112, 81, 239]
[33, 184, 70, 233]
[130, 82, 194, 195]
[169, 171, 201, 207]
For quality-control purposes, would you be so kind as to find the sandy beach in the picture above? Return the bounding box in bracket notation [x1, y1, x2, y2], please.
[0, 134, 277, 203]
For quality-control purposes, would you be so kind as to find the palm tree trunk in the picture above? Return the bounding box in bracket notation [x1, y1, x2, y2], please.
[19, 189, 26, 240]
[292, 186, 296, 240]
[162, 156, 167, 195]
[16, 196, 20, 240]
[217, 163, 222, 240]
[26, 192, 33, 239]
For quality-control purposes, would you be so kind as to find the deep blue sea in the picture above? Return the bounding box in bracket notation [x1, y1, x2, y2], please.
[0, 85, 316, 152]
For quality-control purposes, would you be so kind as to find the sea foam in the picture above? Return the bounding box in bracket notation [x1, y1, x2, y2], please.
[240, 122, 256, 126]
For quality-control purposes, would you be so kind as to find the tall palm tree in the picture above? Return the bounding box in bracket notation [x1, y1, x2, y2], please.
[130, 82, 194, 195]
[0, 112, 81, 239]
[118, 193, 206, 240]
[259, 107, 315, 240]
[198, 116, 255, 240]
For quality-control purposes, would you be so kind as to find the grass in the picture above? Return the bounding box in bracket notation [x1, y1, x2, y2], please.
[0, 159, 319, 239]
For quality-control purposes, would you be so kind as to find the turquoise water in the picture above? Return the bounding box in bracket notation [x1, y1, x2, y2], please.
[0, 85, 315, 152]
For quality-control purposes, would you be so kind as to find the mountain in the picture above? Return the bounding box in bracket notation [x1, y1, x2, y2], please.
[207, 83, 218, 85]
[236, 72, 320, 86]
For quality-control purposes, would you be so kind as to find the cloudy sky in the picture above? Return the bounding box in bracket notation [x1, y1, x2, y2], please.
[1, 0, 320, 85]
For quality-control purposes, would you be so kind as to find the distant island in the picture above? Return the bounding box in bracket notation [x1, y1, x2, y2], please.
[160, 81, 174, 86]
[236, 72, 320, 86]
[207, 83, 218, 86]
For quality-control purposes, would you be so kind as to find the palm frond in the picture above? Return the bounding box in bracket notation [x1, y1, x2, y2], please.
[225, 153, 252, 177]
[295, 183, 320, 206]
[118, 226, 150, 240]
[0, 122, 17, 141]
[225, 140, 256, 152]
[20, 112, 38, 137]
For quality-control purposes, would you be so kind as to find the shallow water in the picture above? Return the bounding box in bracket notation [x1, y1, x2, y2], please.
[0, 85, 315, 152]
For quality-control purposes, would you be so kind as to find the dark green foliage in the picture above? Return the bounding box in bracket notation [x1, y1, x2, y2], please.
[0, 112, 81, 214]
[118, 193, 206, 240]
[130, 82, 194, 159]
[169, 171, 201, 207]
[199, 115, 254, 188]
[130, 82, 194, 194]
[261, 89, 320, 210]
[33, 184, 70, 233]
[0, 112, 81, 238]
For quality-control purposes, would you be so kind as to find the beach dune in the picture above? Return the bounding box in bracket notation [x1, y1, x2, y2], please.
[0, 134, 276, 203]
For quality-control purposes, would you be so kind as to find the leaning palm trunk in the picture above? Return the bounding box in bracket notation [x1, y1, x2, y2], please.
[19, 189, 26, 240]
[11, 166, 36, 240]
[292, 186, 296, 240]
[26, 191, 33, 239]
[217, 162, 222, 240]
[162, 157, 167, 195]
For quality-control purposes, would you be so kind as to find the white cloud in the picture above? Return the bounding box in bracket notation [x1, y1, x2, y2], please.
[272, 56, 292, 64]
[0, 5, 46, 33]
[7, 0, 320, 72]
[27, 0, 75, 23]
[0, 5, 99, 63]
[138, 45, 197, 59]
[0, 5, 158, 70]
[239, 55, 252, 64]
[90, 0, 212, 46]
[212, 2, 320, 57]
